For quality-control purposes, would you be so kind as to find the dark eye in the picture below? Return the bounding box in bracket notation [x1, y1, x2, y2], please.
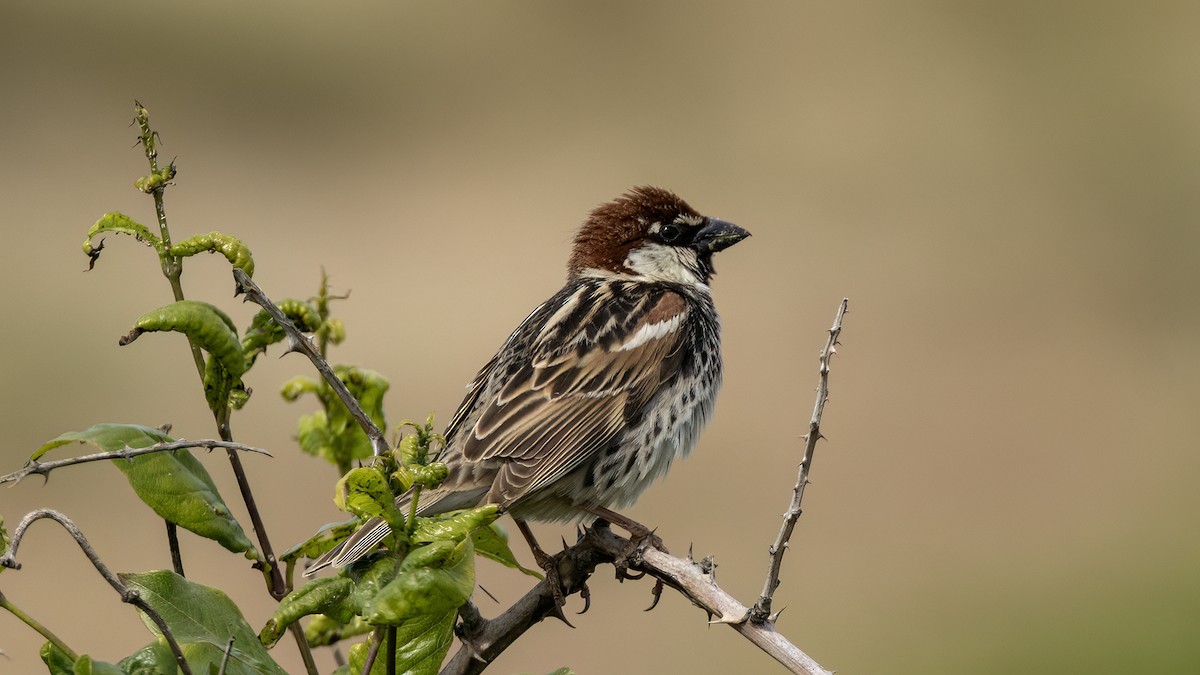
[659, 223, 682, 243]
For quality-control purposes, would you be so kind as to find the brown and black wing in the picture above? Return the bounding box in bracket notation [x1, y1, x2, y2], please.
[462, 281, 691, 507]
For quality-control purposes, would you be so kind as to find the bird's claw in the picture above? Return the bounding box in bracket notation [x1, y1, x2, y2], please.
[529, 546, 574, 627]
[577, 580, 591, 615]
[644, 579, 665, 612]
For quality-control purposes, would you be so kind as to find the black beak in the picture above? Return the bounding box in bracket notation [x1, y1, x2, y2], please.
[695, 217, 751, 254]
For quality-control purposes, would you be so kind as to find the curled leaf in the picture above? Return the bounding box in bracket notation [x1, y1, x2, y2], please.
[304, 614, 371, 647]
[83, 212, 164, 265]
[410, 506, 500, 545]
[169, 231, 255, 277]
[119, 300, 244, 379]
[242, 300, 322, 367]
[365, 537, 473, 625]
[134, 164, 176, 193]
[259, 576, 355, 648]
[392, 461, 448, 493]
[335, 467, 402, 528]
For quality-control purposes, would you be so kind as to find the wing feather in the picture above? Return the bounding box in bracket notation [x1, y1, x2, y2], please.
[461, 284, 690, 505]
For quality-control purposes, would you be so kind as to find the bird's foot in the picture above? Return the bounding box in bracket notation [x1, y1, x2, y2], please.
[585, 508, 669, 610]
[535, 545, 582, 626]
[515, 519, 576, 627]
[587, 505, 667, 555]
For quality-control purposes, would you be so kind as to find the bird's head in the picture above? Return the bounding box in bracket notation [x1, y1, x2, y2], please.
[568, 186, 750, 286]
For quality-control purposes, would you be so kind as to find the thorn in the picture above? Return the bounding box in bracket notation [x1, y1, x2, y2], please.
[687, 543, 694, 563]
[547, 600, 575, 629]
[561, 535, 569, 551]
[477, 584, 498, 604]
[281, 334, 307, 356]
[708, 612, 745, 625]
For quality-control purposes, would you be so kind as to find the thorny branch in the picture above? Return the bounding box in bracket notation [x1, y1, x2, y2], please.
[749, 298, 848, 624]
[233, 268, 390, 457]
[0, 439, 272, 485]
[0, 509, 193, 675]
[441, 524, 832, 675]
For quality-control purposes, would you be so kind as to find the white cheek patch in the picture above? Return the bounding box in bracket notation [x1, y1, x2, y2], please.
[624, 244, 702, 285]
[618, 314, 683, 351]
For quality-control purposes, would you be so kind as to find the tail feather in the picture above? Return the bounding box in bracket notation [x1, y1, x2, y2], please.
[305, 516, 390, 576]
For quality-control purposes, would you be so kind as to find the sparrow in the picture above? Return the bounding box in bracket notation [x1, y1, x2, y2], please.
[307, 186, 749, 576]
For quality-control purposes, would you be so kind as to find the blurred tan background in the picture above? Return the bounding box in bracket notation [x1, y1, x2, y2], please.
[2, 1, 1198, 673]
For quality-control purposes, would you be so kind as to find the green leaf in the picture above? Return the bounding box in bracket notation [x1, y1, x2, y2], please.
[304, 614, 372, 648]
[83, 212, 164, 262]
[343, 614, 456, 675]
[262, 552, 400, 648]
[33, 422, 168, 461]
[352, 539, 473, 675]
[120, 571, 286, 675]
[284, 366, 388, 468]
[242, 300, 321, 368]
[34, 424, 257, 558]
[168, 231, 255, 277]
[392, 610, 457, 675]
[133, 164, 176, 194]
[118, 299, 245, 379]
[392, 462, 448, 493]
[71, 656, 126, 675]
[344, 639, 378, 675]
[117, 300, 247, 413]
[259, 576, 355, 648]
[410, 506, 500, 545]
[117, 639, 176, 675]
[40, 641, 75, 675]
[334, 467, 401, 527]
[366, 538, 474, 626]
[125, 443, 257, 558]
[471, 522, 542, 579]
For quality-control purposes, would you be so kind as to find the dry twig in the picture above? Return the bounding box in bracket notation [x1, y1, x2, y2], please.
[749, 298, 848, 623]
[441, 524, 832, 675]
[0, 509, 193, 675]
[0, 439, 271, 485]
